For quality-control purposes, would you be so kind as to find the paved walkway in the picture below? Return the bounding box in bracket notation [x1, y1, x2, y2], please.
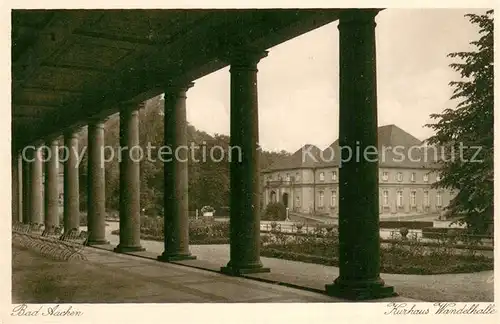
[100, 222, 493, 302]
[13, 245, 339, 303]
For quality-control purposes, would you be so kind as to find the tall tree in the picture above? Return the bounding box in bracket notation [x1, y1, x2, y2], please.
[426, 10, 493, 234]
[87, 93, 292, 217]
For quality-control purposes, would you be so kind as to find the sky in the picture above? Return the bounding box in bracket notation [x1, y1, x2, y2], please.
[185, 8, 486, 153]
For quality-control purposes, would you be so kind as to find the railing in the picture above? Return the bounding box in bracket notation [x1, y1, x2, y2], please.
[12, 222, 89, 261]
[265, 179, 294, 187]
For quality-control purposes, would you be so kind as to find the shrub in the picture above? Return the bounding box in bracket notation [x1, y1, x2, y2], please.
[422, 227, 467, 239]
[189, 218, 229, 241]
[112, 215, 230, 244]
[201, 206, 215, 214]
[263, 202, 286, 221]
[399, 227, 409, 239]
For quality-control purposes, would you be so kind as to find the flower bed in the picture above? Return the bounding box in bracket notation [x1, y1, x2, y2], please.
[109, 217, 493, 273]
[110, 229, 229, 245]
[111, 216, 230, 245]
[260, 231, 493, 274]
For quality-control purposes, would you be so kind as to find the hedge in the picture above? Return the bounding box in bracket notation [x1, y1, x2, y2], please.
[379, 221, 433, 230]
[421, 227, 492, 240]
[110, 229, 229, 245]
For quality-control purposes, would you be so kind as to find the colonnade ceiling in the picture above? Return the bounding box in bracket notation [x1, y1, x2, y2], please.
[12, 9, 341, 150]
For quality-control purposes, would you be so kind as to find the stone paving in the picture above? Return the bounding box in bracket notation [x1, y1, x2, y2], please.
[13, 244, 339, 303]
[83, 249, 344, 302]
[98, 222, 493, 302]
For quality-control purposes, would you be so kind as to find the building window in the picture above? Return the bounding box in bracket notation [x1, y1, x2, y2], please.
[411, 172, 416, 182]
[286, 173, 290, 181]
[319, 191, 324, 207]
[397, 191, 403, 207]
[423, 191, 429, 207]
[410, 191, 416, 206]
[278, 174, 282, 181]
[436, 174, 441, 182]
[332, 171, 337, 181]
[397, 172, 403, 182]
[270, 191, 277, 203]
[382, 172, 389, 181]
[295, 172, 300, 182]
[331, 190, 337, 207]
[437, 192, 442, 207]
[423, 174, 429, 182]
[319, 172, 325, 181]
[296, 195, 301, 207]
[383, 190, 389, 206]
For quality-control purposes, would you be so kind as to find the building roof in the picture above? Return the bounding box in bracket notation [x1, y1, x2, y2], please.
[263, 124, 440, 172]
[264, 144, 322, 172]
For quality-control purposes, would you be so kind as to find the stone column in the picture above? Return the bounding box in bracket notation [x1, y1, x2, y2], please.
[115, 104, 145, 253]
[158, 83, 196, 261]
[221, 49, 270, 275]
[63, 130, 80, 232]
[325, 9, 395, 300]
[44, 139, 60, 231]
[22, 150, 31, 224]
[87, 119, 109, 244]
[12, 154, 20, 223]
[17, 153, 23, 223]
[30, 145, 44, 225]
[11, 154, 19, 224]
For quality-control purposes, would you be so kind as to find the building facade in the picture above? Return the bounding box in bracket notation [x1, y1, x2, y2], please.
[262, 125, 455, 219]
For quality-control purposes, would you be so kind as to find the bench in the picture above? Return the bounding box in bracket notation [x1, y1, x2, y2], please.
[12, 222, 89, 261]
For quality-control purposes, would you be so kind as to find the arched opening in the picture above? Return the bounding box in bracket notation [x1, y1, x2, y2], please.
[270, 191, 277, 203]
[282, 192, 289, 208]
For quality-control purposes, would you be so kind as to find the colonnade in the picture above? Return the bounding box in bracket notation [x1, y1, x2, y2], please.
[11, 9, 395, 300]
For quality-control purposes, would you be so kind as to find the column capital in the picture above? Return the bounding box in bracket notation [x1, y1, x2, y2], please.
[45, 136, 60, 146]
[338, 9, 380, 27]
[119, 101, 144, 113]
[31, 139, 45, 147]
[223, 48, 269, 69]
[63, 127, 81, 139]
[163, 81, 195, 98]
[88, 116, 108, 127]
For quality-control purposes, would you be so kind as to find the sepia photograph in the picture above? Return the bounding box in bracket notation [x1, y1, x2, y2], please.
[5, 2, 496, 319]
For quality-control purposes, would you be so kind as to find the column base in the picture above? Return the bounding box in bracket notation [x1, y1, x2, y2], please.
[220, 264, 271, 276]
[157, 252, 197, 262]
[325, 278, 397, 301]
[114, 245, 145, 253]
[86, 239, 110, 246]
